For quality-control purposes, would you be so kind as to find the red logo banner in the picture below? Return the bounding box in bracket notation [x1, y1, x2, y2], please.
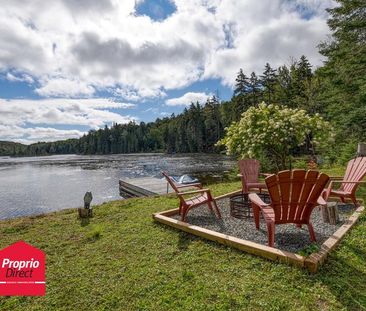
[0, 241, 46, 296]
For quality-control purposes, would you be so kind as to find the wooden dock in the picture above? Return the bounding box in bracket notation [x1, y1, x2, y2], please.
[119, 177, 174, 198]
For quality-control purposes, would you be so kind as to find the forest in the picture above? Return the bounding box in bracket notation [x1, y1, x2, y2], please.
[1, 0, 364, 164]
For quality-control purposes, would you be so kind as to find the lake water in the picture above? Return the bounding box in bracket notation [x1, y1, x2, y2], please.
[0, 153, 235, 220]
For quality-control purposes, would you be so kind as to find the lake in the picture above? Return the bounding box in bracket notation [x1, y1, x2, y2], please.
[0, 153, 235, 220]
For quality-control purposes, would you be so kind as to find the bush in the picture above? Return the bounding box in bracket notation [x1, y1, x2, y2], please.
[218, 103, 333, 171]
[322, 138, 358, 166]
[292, 157, 309, 170]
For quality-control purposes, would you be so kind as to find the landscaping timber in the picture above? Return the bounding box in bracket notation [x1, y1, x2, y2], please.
[153, 197, 364, 272]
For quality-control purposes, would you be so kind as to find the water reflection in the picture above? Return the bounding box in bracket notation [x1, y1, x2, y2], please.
[0, 153, 235, 220]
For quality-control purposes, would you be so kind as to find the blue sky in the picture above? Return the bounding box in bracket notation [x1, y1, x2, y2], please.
[0, 0, 335, 144]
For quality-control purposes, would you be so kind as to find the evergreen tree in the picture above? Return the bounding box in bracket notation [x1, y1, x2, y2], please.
[249, 71, 261, 106]
[273, 65, 292, 106]
[233, 68, 250, 96]
[290, 56, 315, 110]
[318, 0, 366, 139]
[297, 55, 312, 81]
[204, 96, 223, 152]
[10, 50, 363, 161]
[260, 63, 277, 104]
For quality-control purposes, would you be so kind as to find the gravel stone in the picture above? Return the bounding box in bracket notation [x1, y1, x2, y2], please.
[171, 198, 356, 254]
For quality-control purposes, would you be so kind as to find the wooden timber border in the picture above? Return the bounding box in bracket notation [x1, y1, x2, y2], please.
[153, 189, 364, 272]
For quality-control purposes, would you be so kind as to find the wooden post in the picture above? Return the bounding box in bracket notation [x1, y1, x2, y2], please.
[79, 192, 93, 218]
[78, 208, 89, 218]
[357, 143, 366, 156]
[321, 202, 339, 225]
[321, 205, 329, 223]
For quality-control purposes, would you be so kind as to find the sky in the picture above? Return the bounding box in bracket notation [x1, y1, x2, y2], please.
[0, 0, 336, 144]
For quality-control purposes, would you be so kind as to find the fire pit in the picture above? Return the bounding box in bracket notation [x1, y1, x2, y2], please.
[230, 192, 271, 219]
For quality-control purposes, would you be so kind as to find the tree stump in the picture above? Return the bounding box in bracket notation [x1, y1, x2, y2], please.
[357, 142, 366, 156]
[321, 202, 339, 225]
[78, 208, 89, 218]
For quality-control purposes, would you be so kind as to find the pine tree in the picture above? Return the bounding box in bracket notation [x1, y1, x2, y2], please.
[274, 65, 292, 106]
[203, 96, 223, 152]
[290, 56, 314, 110]
[234, 69, 250, 96]
[260, 63, 277, 104]
[297, 55, 312, 81]
[317, 0, 366, 139]
[249, 72, 261, 106]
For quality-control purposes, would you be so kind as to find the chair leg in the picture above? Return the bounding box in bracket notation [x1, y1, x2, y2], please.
[181, 208, 185, 221]
[340, 196, 345, 203]
[207, 201, 213, 212]
[307, 223, 316, 242]
[212, 200, 221, 218]
[181, 205, 189, 222]
[267, 222, 275, 247]
[350, 195, 359, 207]
[253, 204, 260, 230]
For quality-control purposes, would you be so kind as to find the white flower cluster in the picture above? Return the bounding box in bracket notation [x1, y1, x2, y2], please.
[218, 102, 332, 162]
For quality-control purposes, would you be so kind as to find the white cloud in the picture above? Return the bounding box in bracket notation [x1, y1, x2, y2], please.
[0, 124, 85, 145]
[0, 98, 136, 143]
[35, 78, 95, 97]
[0, 0, 338, 144]
[283, 0, 336, 18]
[112, 86, 167, 102]
[160, 111, 171, 116]
[0, 98, 135, 127]
[0, 0, 335, 97]
[6, 72, 34, 84]
[202, 0, 336, 85]
[165, 92, 212, 106]
[144, 107, 159, 113]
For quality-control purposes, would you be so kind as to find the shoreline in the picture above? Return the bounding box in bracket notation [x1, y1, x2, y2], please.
[0, 180, 365, 310]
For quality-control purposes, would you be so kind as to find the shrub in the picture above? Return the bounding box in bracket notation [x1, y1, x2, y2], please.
[218, 103, 333, 171]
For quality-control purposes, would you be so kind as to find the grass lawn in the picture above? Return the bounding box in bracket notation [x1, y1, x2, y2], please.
[0, 171, 365, 310]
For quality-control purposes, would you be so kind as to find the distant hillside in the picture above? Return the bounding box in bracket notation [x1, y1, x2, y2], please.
[0, 141, 26, 156]
[0, 139, 80, 157]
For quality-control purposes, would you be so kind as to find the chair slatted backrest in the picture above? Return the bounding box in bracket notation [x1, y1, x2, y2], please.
[265, 170, 329, 224]
[341, 157, 366, 194]
[238, 159, 261, 184]
[162, 171, 180, 193]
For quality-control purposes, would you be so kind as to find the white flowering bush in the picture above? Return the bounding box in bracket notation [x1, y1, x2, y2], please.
[218, 103, 332, 170]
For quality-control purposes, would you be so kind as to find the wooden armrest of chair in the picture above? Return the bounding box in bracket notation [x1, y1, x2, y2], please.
[331, 180, 366, 184]
[249, 193, 270, 208]
[323, 182, 332, 201]
[177, 189, 210, 196]
[238, 173, 271, 178]
[175, 183, 202, 189]
[259, 173, 272, 177]
[317, 196, 327, 206]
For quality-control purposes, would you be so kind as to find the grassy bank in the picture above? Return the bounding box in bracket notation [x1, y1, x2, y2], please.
[0, 177, 365, 310]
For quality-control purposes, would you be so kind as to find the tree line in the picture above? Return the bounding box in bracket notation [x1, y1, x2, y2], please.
[0, 57, 316, 158]
[1, 0, 364, 161]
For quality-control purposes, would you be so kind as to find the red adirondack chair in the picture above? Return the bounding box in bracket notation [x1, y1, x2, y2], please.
[322, 157, 366, 206]
[249, 170, 329, 247]
[238, 159, 268, 193]
[162, 172, 221, 221]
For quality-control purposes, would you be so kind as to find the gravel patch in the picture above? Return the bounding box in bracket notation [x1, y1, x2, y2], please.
[171, 197, 356, 254]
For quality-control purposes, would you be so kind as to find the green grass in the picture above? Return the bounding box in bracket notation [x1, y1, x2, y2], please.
[0, 174, 365, 310]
